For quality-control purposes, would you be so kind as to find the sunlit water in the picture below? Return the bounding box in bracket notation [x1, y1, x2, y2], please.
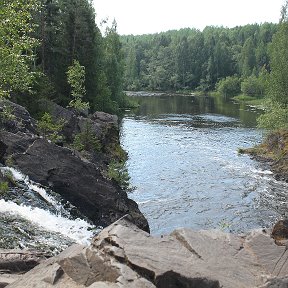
[121, 94, 288, 235]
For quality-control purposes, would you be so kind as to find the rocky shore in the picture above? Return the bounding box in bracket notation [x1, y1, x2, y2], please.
[1, 216, 288, 288]
[241, 129, 288, 182]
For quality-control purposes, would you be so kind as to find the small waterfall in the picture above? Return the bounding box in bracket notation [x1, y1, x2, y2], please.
[0, 167, 100, 252]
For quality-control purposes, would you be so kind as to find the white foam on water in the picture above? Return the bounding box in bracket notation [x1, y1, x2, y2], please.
[0, 199, 94, 244]
[250, 168, 273, 175]
[1, 167, 59, 208]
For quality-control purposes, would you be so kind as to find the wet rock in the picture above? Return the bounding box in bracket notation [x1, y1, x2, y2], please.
[6, 138, 148, 231]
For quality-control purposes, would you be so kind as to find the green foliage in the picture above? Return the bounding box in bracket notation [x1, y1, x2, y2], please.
[0, 182, 9, 195]
[67, 60, 89, 113]
[257, 101, 288, 130]
[0, 104, 16, 122]
[72, 122, 101, 152]
[257, 10, 288, 130]
[121, 24, 277, 92]
[107, 161, 131, 191]
[1, 169, 16, 185]
[241, 75, 265, 98]
[216, 76, 241, 98]
[37, 112, 65, 142]
[267, 23, 288, 106]
[0, 0, 40, 98]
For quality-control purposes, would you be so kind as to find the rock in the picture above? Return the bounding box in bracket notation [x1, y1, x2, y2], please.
[271, 220, 288, 245]
[0, 274, 21, 288]
[0, 249, 47, 273]
[7, 216, 288, 288]
[0, 137, 148, 231]
[39, 100, 122, 161]
[0, 101, 149, 232]
[91, 112, 118, 126]
[0, 100, 36, 135]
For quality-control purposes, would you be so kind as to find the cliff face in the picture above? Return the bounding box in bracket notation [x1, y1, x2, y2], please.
[0, 99, 149, 232]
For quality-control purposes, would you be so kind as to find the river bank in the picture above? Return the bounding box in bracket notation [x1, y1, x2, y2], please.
[240, 129, 288, 182]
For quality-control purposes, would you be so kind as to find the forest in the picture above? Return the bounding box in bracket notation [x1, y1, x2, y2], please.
[0, 0, 125, 115]
[121, 24, 277, 93]
[0, 0, 287, 129]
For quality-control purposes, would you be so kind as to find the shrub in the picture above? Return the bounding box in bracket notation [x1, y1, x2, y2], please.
[241, 75, 265, 98]
[257, 101, 288, 130]
[107, 161, 131, 190]
[216, 76, 241, 98]
[37, 112, 65, 143]
[0, 182, 9, 195]
[72, 122, 101, 152]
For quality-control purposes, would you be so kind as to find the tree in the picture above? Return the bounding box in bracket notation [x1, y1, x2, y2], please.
[104, 20, 124, 102]
[0, 0, 40, 98]
[241, 75, 265, 98]
[257, 1, 288, 129]
[67, 59, 89, 112]
[267, 22, 288, 106]
[216, 76, 241, 98]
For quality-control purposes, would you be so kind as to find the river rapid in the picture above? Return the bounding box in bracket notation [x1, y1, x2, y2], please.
[121, 92, 288, 235]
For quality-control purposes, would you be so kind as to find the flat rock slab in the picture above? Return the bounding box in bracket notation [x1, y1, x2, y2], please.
[6, 217, 288, 288]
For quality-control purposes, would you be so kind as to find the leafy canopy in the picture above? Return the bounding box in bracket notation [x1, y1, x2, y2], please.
[0, 0, 40, 98]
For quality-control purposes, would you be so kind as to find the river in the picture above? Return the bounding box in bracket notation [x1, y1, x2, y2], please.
[120, 92, 288, 235]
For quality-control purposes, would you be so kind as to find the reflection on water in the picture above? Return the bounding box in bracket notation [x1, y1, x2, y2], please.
[121, 94, 288, 235]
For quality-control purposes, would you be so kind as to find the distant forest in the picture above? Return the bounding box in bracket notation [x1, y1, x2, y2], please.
[1, 0, 287, 128]
[121, 24, 277, 93]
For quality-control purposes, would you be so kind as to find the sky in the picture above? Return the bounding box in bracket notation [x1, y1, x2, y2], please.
[92, 0, 285, 35]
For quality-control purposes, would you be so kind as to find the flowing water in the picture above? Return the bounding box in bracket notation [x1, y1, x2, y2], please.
[0, 167, 99, 253]
[121, 93, 288, 235]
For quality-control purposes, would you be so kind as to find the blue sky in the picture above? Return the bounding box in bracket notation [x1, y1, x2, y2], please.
[93, 0, 284, 35]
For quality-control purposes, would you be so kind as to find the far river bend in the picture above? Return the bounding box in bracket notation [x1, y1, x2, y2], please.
[120, 92, 288, 235]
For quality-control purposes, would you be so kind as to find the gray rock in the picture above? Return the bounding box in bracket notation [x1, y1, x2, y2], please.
[0, 100, 37, 135]
[0, 249, 47, 273]
[0, 274, 21, 288]
[9, 216, 288, 288]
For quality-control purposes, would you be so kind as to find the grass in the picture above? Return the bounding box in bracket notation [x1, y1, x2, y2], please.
[0, 181, 9, 195]
[232, 94, 265, 107]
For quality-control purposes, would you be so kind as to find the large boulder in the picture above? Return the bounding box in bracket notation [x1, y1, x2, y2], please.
[6, 216, 288, 288]
[38, 100, 123, 162]
[0, 100, 36, 135]
[0, 101, 149, 232]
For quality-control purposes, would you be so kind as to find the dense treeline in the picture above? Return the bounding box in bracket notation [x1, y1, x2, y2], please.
[121, 23, 277, 93]
[0, 0, 125, 115]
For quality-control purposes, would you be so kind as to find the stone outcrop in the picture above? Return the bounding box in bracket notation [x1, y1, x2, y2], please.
[5, 216, 288, 288]
[0, 100, 149, 232]
[0, 249, 48, 288]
